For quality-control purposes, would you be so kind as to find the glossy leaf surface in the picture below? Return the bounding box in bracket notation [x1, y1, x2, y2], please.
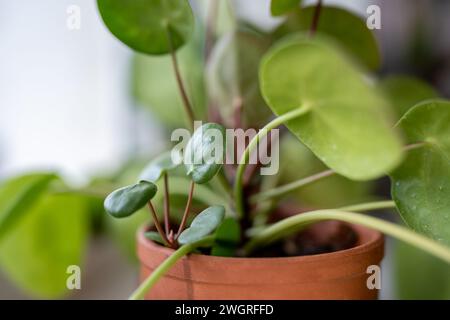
[104, 181, 157, 218]
[97, 0, 194, 55]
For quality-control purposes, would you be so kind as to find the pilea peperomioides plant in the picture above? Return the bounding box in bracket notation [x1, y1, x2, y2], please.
[98, 0, 450, 299]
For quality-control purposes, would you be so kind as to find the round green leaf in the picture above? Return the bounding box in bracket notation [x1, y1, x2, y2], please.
[379, 75, 439, 119]
[260, 38, 403, 181]
[274, 6, 380, 70]
[270, 0, 302, 16]
[104, 181, 157, 218]
[207, 29, 273, 128]
[139, 152, 180, 182]
[178, 205, 225, 245]
[391, 100, 450, 245]
[184, 123, 225, 184]
[97, 0, 194, 55]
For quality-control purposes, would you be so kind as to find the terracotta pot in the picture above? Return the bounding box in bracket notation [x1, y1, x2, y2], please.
[137, 224, 384, 300]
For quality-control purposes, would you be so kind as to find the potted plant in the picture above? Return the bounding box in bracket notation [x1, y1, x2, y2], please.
[98, 0, 450, 300]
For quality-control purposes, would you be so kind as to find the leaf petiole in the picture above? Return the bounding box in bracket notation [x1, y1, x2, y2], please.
[233, 105, 311, 219]
[129, 235, 215, 300]
[244, 210, 450, 264]
[250, 169, 334, 203]
[176, 181, 195, 238]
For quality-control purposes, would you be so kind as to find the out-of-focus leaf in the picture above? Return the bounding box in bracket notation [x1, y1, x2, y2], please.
[139, 152, 180, 182]
[391, 100, 450, 245]
[184, 123, 225, 184]
[207, 29, 273, 128]
[144, 231, 165, 245]
[271, 0, 302, 16]
[133, 26, 206, 127]
[178, 205, 225, 245]
[0, 173, 57, 241]
[274, 6, 380, 70]
[97, 0, 194, 55]
[0, 193, 89, 298]
[379, 75, 439, 119]
[395, 240, 450, 299]
[278, 135, 374, 208]
[260, 38, 402, 181]
[211, 217, 241, 257]
[104, 181, 157, 218]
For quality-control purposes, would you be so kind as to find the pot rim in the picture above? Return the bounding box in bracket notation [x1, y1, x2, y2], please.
[138, 223, 384, 265]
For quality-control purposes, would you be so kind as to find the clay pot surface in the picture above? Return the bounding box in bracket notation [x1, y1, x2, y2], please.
[137, 224, 384, 300]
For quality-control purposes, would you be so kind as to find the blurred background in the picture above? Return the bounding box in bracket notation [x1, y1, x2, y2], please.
[0, 0, 449, 299]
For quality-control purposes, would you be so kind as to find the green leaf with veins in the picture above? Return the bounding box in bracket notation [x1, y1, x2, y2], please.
[274, 6, 380, 70]
[391, 100, 450, 245]
[178, 206, 225, 245]
[184, 123, 225, 184]
[97, 0, 194, 55]
[379, 75, 439, 119]
[104, 181, 157, 218]
[271, 0, 302, 16]
[0, 193, 89, 298]
[260, 38, 403, 181]
[0, 173, 57, 242]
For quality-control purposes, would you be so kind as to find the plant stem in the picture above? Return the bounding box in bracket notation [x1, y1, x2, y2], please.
[129, 236, 215, 300]
[250, 169, 334, 203]
[176, 181, 195, 238]
[404, 142, 426, 152]
[244, 210, 450, 264]
[163, 173, 171, 235]
[233, 106, 311, 219]
[167, 30, 195, 129]
[338, 200, 396, 212]
[310, 0, 323, 36]
[147, 201, 170, 246]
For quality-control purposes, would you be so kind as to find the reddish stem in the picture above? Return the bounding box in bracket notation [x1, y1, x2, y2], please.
[163, 173, 171, 235]
[147, 201, 170, 246]
[310, 0, 323, 36]
[176, 181, 195, 238]
[167, 29, 195, 129]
